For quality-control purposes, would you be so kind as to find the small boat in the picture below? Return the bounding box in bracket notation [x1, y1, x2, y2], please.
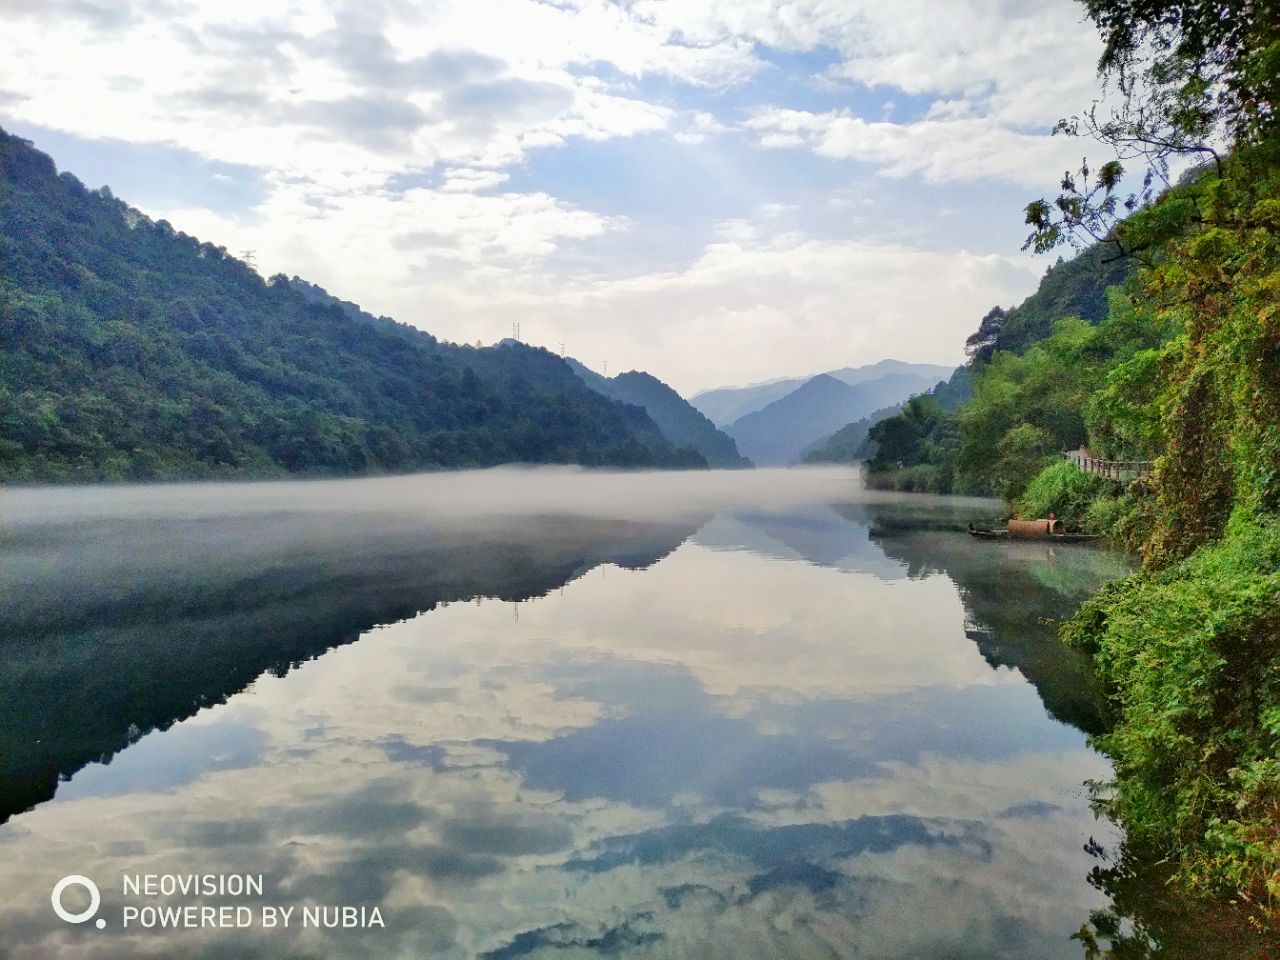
[967, 526, 1009, 540]
[967, 522, 1099, 543]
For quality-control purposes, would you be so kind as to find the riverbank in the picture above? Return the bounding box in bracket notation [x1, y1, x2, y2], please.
[1064, 517, 1280, 914]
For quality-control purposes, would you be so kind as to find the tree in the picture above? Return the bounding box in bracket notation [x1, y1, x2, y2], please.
[1024, 0, 1280, 255]
[964, 306, 1006, 363]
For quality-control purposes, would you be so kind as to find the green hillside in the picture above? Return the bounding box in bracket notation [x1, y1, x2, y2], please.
[858, 245, 1132, 494]
[964, 244, 1130, 362]
[0, 128, 706, 481]
[565, 358, 749, 468]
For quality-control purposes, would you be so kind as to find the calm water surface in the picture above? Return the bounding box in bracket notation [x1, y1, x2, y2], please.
[0, 467, 1134, 959]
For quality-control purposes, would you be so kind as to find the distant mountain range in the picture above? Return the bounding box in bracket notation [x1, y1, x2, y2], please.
[799, 403, 905, 465]
[692, 360, 955, 466]
[691, 360, 955, 427]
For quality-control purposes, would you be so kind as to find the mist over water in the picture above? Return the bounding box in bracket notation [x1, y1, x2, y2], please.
[0, 467, 1134, 958]
[4, 464, 943, 526]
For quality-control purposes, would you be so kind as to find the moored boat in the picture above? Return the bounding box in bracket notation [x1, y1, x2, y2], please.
[967, 521, 1099, 543]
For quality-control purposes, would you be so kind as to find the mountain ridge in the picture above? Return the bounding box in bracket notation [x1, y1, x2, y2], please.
[724, 369, 950, 466]
[0, 127, 707, 481]
[564, 359, 750, 468]
[692, 359, 955, 427]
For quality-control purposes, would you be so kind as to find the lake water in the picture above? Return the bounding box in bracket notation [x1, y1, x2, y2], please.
[0, 466, 1135, 959]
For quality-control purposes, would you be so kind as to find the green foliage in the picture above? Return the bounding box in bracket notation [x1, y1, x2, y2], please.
[863, 393, 971, 492]
[864, 463, 952, 494]
[992, 423, 1057, 501]
[1063, 518, 1280, 907]
[1085, 487, 1157, 551]
[857, 369, 977, 489]
[0, 129, 705, 481]
[1024, 0, 1279, 259]
[955, 304, 1167, 499]
[915, 0, 1280, 921]
[1069, 832, 1278, 958]
[1016, 140, 1280, 918]
[1138, 146, 1280, 565]
[801, 403, 900, 464]
[1085, 0, 1280, 147]
[865, 248, 1134, 496]
[869, 394, 945, 466]
[975, 245, 1131, 356]
[1015, 460, 1112, 528]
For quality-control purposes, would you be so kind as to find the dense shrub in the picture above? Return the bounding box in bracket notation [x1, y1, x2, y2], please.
[1064, 517, 1280, 905]
[1015, 460, 1112, 528]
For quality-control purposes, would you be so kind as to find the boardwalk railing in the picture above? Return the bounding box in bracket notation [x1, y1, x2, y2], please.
[1063, 448, 1153, 481]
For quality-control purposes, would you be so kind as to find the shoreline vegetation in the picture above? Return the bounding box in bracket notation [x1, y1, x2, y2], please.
[829, 0, 1280, 939]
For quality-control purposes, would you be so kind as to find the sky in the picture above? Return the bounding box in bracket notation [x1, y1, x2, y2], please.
[0, 0, 1114, 394]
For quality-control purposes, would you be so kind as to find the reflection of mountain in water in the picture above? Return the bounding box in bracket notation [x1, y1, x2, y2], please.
[694, 505, 904, 578]
[0, 482, 1142, 960]
[0, 511, 702, 823]
[704, 498, 1128, 735]
[856, 501, 1130, 735]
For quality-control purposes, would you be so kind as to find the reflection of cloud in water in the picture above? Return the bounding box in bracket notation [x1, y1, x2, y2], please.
[563, 812, 986, 874]
[485, 711, 880, 806]
[54, 709, 268, 802]
[0, 476, 1126, 959]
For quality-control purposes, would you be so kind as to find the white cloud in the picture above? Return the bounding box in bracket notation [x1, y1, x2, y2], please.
[0, 1, 694, 181]
[633, 0, 1111, 189]
[410, 228, 1044, 393]
[674, 110, 732, 145]
[742, 107, 1102, 187]
[439, 168, 510, 193]
[0, 0, 1112, 392]
[632, 0, 1103, 126]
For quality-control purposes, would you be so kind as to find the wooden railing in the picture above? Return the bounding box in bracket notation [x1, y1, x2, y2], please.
[1063, 448, 1153, 481]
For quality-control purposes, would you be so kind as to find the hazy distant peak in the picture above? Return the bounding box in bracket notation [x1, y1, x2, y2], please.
[723, 367, 950, 466]
[795, 372, 845, 389]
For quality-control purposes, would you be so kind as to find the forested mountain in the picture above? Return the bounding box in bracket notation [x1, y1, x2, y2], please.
[0, 128, 706, 481]
[860, 244, 1129, 494]
[564, 359, 750, 467]
[963, 245, 1130, 363]
[725, 370, 943, 465]
[691, 359, 953, 427]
